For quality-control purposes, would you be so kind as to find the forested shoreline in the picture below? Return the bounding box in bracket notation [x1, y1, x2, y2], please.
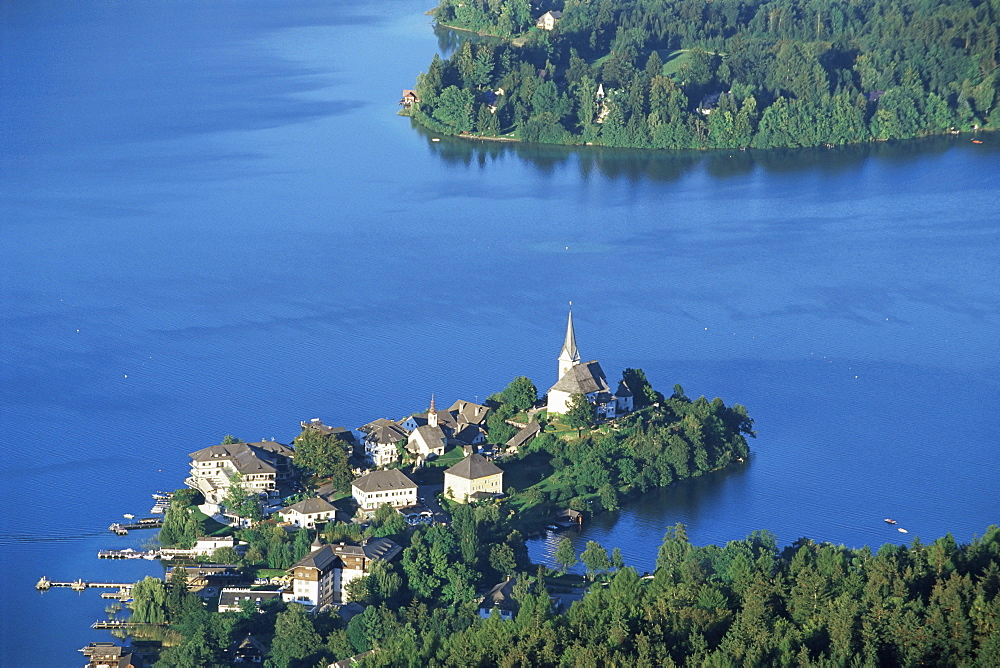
[408, 0, 1000, 149]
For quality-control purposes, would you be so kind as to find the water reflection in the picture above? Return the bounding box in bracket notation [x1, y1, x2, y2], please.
[412, 118, 980, 185]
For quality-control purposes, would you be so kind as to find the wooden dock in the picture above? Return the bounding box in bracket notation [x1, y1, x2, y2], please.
[36, 577, 133, 591]
[98, 548, 160, 560]
[108, 517, 163, 535]
[91, 620, 162, 629]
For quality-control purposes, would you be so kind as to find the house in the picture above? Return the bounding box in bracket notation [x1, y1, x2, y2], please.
[218, 588, 283, 613]
[288, 538, 402, 609]
[79, 643, 135, 668]
[536, 10, 562, 31]
[158, 535, 246, 559]
[351, 469, 418, 511]
[186, 440, 294, 505]
[506, 420, 541, 453]
[279, 496, 340, 529]
[448, 399, 490, 427]
[478, 577, 519, 621]
[230, 634, 268, 664]
[444, 453, 504, 502]
[400, 89, 420, 107]
[546, 309, 633, 419]
[354, 419, 408, 468]
[166, 564, 246, 588]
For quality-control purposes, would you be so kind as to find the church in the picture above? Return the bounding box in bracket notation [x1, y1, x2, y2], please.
[546, 308, 633, 419]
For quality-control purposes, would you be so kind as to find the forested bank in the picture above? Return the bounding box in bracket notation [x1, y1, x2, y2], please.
[409, 0, 1000, 149]
[151, 523, 1000, 666]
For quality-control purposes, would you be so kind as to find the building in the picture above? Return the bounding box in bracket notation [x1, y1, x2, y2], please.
[230, 634, 268, 664]
[218, 588, 283, 613]
[288, 538, 402, 609]
[545, 309, 633, 419]
[506, 420, 541, 453]
[278, 496, 340, 529]
[406, 396, 448, 459]
[536, 10, 562, 31]
[80, 643, 135, 668]
[351, 469, 418, 511]
[186, 440, 294, 505]
[400, 89, 420, 107]
[478, 577, 519, 621]
[158, 535, 246, 560]
[444, 453, 504, 502]
[354, 418, 408, 468]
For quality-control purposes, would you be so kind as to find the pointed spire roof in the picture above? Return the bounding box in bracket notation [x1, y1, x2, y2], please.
[559, 306, 580, 365]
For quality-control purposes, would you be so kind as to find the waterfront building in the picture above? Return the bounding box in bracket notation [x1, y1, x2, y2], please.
[185, 440, 294, 504]
[354, 418, 408, 468]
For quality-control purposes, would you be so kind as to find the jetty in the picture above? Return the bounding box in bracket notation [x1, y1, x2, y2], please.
[109, 517, 163, 535]
[91, 620, 161, 629]
[98, 548, 160, 560]
[36, 577, 133, 592]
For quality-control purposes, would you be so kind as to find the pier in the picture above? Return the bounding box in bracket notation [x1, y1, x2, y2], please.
[36, 577, 133, 592]
[91, 620, 162, 629]
[108, 517, 163, 535]
[98, 548, 160, 560]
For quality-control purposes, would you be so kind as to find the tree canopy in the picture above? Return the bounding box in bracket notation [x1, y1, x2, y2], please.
[411, 0, 1000, 148]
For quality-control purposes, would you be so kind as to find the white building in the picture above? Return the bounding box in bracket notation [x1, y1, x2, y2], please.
[185, 440, 294, 504]
[287, 538, 402, 610]
[351, 469, 418, 511]
[354, 419, 408, 468]
[278, 496, 339, 529]
[545, 309, 633, 419]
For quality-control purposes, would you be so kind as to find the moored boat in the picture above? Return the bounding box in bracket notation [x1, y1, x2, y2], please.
[884, 518, 896, 524]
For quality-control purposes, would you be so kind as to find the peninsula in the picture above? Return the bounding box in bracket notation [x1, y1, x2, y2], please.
[405, 0, 998, 149]
[51, 310, 1000, 667]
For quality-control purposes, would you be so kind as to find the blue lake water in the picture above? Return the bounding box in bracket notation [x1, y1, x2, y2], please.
[2, 0, 998, 664]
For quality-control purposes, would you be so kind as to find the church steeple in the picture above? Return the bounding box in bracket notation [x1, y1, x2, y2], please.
[558, 305, 580, 379]
[428, 394, 438, 428]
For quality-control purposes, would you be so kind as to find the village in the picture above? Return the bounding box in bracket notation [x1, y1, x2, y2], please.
[72, 310, 645, 666]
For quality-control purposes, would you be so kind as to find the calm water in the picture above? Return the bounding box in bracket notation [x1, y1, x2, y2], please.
[2, 0, 998, 664]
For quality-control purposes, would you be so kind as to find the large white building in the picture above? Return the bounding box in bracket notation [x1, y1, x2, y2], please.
[287, 538, 402, 610]
[351, 469, 418, 511]
[545, 309, 633, 419]
[186, 440, 295, 505]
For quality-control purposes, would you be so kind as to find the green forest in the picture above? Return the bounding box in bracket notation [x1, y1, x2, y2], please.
[409, 0, 1000, 149]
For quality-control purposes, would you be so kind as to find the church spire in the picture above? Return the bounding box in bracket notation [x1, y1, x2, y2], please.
[558, 304, 580, 379]
[428, 394, 438, 428]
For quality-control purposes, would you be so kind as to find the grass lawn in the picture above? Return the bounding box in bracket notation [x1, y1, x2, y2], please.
[500, 452, 553, 492]
[189, 507, 233, 537]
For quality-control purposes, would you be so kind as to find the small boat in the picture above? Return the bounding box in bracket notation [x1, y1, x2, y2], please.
[898, 528, 908, 533]
[972, 139, 983, 144]
[123, 513, 134, 519]
[431, 137, 440, 142]
[884, 518, 896, 524]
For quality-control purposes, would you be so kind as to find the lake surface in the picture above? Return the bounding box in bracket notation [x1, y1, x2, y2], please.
[1, 0, 998, 664]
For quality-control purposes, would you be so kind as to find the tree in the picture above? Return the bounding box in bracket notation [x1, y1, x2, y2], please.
[555, 536, 577, 573]
[222, 473, 263, 523]
[581, 540, 611, 580]
[434, 86, 475, 132]
[221, 434, 244, 444]
[565, 393, 596, 435]
[498, 375, 538, 412]
[292, 429, 352, 488]
[611, 546, 625, 570]
[130, 576, 168, 624]
[621, 368, 663, 408]
[266, 603, 322, 668]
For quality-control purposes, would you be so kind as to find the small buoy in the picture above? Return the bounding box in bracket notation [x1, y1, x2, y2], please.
[124, 374, 128, 378]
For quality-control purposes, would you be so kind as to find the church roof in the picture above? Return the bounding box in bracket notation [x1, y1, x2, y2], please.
[558, 309, 580, 364]
[445, 453, 503, 480]
[549, 360, 610, 396]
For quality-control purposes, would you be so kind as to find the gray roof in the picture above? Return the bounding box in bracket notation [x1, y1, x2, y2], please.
[282, 497, 337, 515]
[445, 453, 503, 480]
[332, 537, 402, 562]
[359, 419, 409, 444]
[481, 577, 519, 612]
[549, 360, 610, 395]
[293, 545, 339, 571]
[453, 424, 484, 445]
[615, 379, 633, 397]
[558, 309, 580, 364]
[448, 400, 490, 426]
[188, 441, 291, 471]
[408, 424, 447, 451]
[507, 420, 541, 448]
[352, 468, 416, 493]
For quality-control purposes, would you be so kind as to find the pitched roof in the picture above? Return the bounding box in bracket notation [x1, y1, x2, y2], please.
[282, 496, 337, 516]
[445, 453, 503, 480]
[615, 379, 633, 397]
[352, 468, 416, 493]
[359, 419, 409, 444]
[558, 309, 580, 365]
[332, 537, 403, 562]
[549, 360, 610, 395]
[293, 545, 339, 571]
[506, 420, 541, 448]
[453, 424, 485, 445]
[448, 400, 490, 426]
[481, 577, 519, 612]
